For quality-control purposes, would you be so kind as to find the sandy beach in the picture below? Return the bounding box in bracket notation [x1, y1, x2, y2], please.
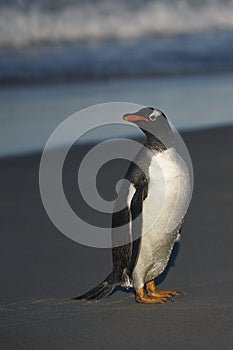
[0, 125, 232, 349]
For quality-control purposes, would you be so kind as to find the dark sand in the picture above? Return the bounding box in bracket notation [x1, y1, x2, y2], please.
[0, 126, 233, 349]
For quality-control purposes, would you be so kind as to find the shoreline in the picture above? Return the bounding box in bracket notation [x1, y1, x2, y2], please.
[1, 71, 233, 158]
[0, 122, 232, 161]
[1, 71, 233, 159]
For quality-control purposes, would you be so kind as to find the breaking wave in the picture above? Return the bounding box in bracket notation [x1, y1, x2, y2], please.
[1, 0, 233, 48]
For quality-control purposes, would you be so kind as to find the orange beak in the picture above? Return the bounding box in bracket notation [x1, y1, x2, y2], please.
[123, 114, 149, 122]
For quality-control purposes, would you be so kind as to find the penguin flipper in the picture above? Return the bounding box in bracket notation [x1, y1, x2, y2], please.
[112, 179, 147, 282]
[112, 206, 132, 282]
[129, 180, 147, 274]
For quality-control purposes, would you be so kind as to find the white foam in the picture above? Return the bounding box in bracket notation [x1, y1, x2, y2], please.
[1, 0, 233, 48]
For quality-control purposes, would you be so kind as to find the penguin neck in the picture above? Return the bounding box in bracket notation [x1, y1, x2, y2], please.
[142, 130, 167, 152]
[141, 118, 174, 152]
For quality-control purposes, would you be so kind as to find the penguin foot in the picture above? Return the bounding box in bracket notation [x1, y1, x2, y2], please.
[148, 290, 183, 297]
[135, 287, 171, 304]
[146, 280, 183, 298]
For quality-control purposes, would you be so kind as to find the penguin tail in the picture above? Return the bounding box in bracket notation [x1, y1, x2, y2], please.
[73, 273, 116, 301]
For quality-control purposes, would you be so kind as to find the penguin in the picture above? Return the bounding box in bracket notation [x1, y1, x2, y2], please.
[75, 107, 192, 303]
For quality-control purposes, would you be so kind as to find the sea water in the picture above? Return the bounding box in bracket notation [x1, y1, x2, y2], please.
[1, 0, 233, 84]
[0, 0, 233, 157]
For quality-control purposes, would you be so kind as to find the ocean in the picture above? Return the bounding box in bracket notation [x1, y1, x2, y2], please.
[1, 0, 233, 84]
[0, 0, 233, 156]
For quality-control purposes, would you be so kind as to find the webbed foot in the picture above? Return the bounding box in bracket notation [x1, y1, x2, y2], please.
[135, 287, 172, 304]
[146, 280, 183, 298]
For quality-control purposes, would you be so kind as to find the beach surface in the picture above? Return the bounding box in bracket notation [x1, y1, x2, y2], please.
[0, 125, 233, 349]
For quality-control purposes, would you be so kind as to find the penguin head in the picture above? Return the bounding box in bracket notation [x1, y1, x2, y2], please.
[123, 107, 173, 148]
[123, 107, 167, 125]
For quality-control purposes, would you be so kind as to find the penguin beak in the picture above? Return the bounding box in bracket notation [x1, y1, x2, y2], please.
[123, 114, 149, 123]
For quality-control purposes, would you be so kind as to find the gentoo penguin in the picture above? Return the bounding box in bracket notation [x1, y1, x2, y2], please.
[76, 107, 192, 303]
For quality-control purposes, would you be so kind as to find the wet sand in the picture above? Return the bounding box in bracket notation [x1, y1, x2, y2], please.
[0, 126, 232, 349]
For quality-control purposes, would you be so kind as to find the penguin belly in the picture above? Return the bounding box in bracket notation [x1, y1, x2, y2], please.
[132, 147, 191, 289]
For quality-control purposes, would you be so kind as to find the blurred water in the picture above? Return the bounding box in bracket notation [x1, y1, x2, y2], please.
[1, 0, 233, 84]
[0, 73, 233, 157]
[1, 0, 233, 157]
[2, 0, 233, 46]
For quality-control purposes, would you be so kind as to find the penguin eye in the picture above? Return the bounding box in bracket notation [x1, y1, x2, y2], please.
[149, 113, 156, 121]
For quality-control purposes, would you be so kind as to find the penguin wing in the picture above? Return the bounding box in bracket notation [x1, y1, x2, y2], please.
[112, 178, 148, 283]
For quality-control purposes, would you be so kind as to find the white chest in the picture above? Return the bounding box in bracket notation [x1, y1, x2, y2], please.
[142, 147, 191, 237]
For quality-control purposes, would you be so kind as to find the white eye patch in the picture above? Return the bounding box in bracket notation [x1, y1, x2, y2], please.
[149, 110, 162, 121]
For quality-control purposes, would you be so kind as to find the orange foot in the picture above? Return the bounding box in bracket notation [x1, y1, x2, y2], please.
[146, 280, 183, 298]
[135, 287, 172, 304]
